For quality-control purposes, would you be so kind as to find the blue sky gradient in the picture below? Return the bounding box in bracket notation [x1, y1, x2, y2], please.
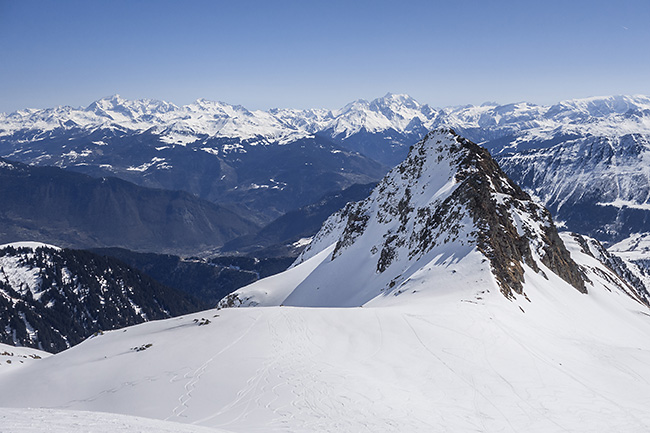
[1, 0, 649, 112]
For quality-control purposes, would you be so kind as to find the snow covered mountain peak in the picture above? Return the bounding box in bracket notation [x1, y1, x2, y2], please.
[186, 98, 249, 114]
[325, 93, 434, 139]
[86, 94, 127, 110]
[87, 94, 176, 114]
[221, 128, 585, 307]
[0, 95, 307, 145]
[545, 94, 650, 120]
[4, 93, 649, 152]
[370, 92, 427, 113]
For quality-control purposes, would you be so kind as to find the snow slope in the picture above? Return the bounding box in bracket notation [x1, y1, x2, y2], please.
[0, 242, 61, 251]
[0, 247, 649, 432]
[0, 408, 232, 433]
[0, 343, 50, 376]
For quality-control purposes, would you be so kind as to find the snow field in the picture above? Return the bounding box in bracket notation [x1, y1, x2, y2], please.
[0, 408, 232, 433]
[1, 263, 649, 433]
[0, 344, 50, 376]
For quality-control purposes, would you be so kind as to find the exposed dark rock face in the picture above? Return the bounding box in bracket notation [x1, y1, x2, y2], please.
[332, 206, 371, 260]
[0, 245, 204, 353]
[447, 132, 586, 296]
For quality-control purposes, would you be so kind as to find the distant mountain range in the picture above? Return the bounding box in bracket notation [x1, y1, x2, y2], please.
[3, 93, 648, 163]
[2, 93, 650, 239]
[3, 93, 650, 263]
[0, 97, 389, 224]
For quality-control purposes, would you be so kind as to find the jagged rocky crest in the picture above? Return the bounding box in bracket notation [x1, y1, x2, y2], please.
[296, 128, 586, 299]
[570, 233, 650, 306]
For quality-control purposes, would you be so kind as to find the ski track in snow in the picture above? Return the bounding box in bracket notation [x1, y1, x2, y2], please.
[402, 312, 518, 433]
[485, 302, 648, 429]
[191, 308, 430, 433]
[168, 312, 262, 420]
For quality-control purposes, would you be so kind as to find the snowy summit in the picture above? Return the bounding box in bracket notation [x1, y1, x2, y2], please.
[221, 128, 586, 308]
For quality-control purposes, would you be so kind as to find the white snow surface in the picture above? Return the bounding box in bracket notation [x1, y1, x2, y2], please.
[611, 233, 650, 262]
[0, 343, 50, 376]
[0, 243, 62, 303]
[0, 236, 649, 432]
[0, 241, 61, 251]
[218, 245, 335, 307]
[0, 408, 232, 433]
[0, 254, 44, 300]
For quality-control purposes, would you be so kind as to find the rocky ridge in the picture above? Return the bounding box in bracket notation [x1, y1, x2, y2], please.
[222, 128, 587, 308]
[569, 233, 650, 306]
[300, 128, 585, 298]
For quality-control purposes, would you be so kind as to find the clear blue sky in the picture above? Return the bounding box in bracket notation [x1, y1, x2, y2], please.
[1, 0, 649, 113]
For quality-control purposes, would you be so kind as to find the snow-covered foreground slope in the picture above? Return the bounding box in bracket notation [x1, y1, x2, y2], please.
[0, 245, 649, 432]
[0, 408, 232, 433]
[0, 343, 50, 376]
